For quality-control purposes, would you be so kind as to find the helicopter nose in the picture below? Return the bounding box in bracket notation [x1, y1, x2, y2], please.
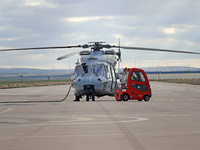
[84, 74, 105, 92]
[84, 85, 95, 95]
[75, 73, 106, 96]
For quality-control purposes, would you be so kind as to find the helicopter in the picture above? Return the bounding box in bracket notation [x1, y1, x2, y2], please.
[1, 41, 200, 101]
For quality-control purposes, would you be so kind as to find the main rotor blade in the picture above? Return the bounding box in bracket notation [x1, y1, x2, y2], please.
[57, 49, 83, 60]
[114, 46, 200, 55]
[0, 45, 82, 51]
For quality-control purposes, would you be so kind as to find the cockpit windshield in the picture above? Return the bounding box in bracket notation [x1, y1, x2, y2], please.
[93, 65, 106, 77]
[75, 64, 107, 78]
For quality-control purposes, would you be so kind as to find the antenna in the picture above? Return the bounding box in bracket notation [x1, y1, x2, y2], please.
[118, 38, 121, 73]
[76, 59, 80, 65]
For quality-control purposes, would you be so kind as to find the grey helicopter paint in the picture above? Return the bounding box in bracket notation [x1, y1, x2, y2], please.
[72, 46, 120, 101]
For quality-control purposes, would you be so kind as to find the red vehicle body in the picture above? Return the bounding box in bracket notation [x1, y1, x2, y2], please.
[115, 67, 151, 101]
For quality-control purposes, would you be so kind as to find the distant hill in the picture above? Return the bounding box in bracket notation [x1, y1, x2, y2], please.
[0, 68, 74, 75]
[143, 66, 200, 72]
[0, 66, 200, 75]
[118, 66, 200, 73]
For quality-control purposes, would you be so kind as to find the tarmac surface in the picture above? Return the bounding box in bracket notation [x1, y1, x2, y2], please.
[0, 82, 200, 150]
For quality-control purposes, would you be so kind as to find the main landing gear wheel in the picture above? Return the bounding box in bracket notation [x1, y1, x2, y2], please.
[74, 95, 80, 101]
[86, 95, 95, 101]
[121, 93, 129, 101]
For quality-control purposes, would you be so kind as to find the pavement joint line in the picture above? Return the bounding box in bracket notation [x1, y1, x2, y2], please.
[97, 102, 146, 150]
[0, 133, 124, 139]
[1, 130, 200, 139]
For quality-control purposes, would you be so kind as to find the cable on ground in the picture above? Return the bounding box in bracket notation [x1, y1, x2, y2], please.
[0, 85, 72, 104]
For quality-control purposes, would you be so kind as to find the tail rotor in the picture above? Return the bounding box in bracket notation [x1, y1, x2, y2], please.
[116, 38, 121, 72]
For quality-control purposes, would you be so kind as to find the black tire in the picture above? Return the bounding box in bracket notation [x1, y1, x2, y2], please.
[74, 95, 80, 101]
[143, 95, 150, 101]
[86, 95, 89, 101]
[121, 93, 129, 101]
[92, 95, 95, 101]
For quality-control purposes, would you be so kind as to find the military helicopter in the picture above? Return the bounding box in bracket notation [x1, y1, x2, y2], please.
[1, 41, 200, 101]
[59, 42, 121, 101]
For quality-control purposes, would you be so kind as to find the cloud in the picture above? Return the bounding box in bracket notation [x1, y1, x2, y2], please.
[22, 0, 58, 8]
[0, 0, 200, 69]
[64, 16, 101, 22]
[162, 28, 176, 35]
[0, 38, 18, 41]
[61, 16, 115, 23]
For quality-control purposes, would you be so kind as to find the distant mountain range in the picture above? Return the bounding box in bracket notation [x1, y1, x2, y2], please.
[0, 68, 73, 75]
[0, 66, 200, 75]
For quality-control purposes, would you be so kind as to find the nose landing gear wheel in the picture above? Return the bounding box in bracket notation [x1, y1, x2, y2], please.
[86, 95, 95, 101]
[86, 95, 89, 101]
[92, 95, 95, 101]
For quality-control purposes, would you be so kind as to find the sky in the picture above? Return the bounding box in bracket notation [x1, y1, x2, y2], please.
[0, 0, 200, 69]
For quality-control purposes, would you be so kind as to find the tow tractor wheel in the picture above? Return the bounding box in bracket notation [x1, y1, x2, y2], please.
[121, 93, 129, 101]
[143, 95, 150, 101]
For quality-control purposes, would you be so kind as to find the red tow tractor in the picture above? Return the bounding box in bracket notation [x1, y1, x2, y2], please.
[115, 67, 151, 101]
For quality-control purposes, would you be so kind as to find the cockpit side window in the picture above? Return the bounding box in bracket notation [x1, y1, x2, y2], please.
[106, 66, 111, 79]
[82, 65, 88, 73]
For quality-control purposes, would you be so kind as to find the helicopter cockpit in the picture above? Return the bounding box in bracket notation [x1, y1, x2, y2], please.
[75, 63, 107, 79]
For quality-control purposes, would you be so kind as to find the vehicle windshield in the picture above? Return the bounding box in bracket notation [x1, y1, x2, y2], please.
[131, 71, 146, 82]
[75, 64, 106, 78]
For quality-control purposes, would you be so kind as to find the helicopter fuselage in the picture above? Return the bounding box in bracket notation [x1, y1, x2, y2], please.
[72, 50, 119, 101]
